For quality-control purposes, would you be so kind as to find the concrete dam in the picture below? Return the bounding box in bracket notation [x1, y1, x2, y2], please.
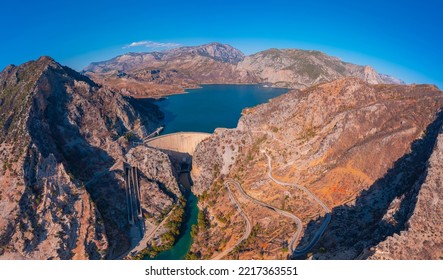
[145, 132, 211, 155]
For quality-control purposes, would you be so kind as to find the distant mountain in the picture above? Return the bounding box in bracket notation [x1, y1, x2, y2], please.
[0, 57, 180, 259]
[85, 42, 245, 73]
[83, 42, 404, 97]
[239, 48, 404, 88]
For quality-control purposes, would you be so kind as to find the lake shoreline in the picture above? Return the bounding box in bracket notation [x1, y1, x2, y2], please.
[129, 83, 290, 100]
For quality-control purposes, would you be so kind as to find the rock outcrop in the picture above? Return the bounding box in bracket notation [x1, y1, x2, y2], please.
[83, 43, 403, 97]
[367, 123, 443, 260]
[190, 78, 443, 259]
[0, 57, 179, 259]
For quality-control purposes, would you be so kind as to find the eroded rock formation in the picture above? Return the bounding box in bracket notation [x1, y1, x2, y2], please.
[190, 78, 443, 259]
[0, 57, 179, 259]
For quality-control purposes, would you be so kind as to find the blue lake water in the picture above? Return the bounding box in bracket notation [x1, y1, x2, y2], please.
[155, 84, 289, 134]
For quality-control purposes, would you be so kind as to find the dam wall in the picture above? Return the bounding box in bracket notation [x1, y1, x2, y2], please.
[145, 132, 211, 155]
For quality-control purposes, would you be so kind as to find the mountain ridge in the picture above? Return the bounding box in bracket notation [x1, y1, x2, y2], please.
[189, 77, 443, 259]
[0, 56, 181, 259]
[2, 55, 442, 260]
[83, 42, 404, 97]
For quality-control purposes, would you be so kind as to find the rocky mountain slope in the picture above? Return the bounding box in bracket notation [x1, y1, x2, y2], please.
[83, 43, 403, 97]
[83, 43, 255, 97]
[367, 124, 443, 260]
[0, 57, 179, 259]
[190, 78, 443, 259]
[239, 48, 404, 88]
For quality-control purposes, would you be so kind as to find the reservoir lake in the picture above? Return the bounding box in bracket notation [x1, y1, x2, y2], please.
[155, 84, 289, 134]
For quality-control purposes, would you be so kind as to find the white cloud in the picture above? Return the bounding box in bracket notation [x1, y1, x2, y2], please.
[123, 40, 181, 49]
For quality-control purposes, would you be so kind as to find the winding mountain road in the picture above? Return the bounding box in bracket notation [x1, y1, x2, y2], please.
[264, 153, 330, 213]
[215, 149, 331, 258]
[224, 179, 302, 253]
[211, 181, 252, 260]
[263, 152, 331, 257]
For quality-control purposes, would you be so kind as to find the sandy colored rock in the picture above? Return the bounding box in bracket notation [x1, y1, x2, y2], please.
[0, 57, 178, 259]
[83, 43, 403, 98]
[191, 78, 443, 259]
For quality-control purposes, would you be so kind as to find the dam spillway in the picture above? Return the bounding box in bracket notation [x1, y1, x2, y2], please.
[145, 132, 211, 155]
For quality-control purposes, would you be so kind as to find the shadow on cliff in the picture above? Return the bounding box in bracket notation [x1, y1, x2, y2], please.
[132, 97, 178, 128]
[19, 67, 148, 259]
[126, 97, 165, 125]
[293, 109, 443, 260]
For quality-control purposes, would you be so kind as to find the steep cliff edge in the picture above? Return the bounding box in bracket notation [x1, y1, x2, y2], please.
[190, 78, 442, 259]
[367, 123, 443, 260]
[0, 57, 179, 259]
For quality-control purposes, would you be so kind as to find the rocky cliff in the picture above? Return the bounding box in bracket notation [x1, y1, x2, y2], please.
[84, 43, 403, 97]
[0, 57, 179, 259]
[190, 78, 443, 259]
[367, 123, 443, 260]
[2, 55, 438, 260]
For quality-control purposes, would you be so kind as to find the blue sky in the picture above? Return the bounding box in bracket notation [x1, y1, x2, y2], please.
[1, 0, 442, 87]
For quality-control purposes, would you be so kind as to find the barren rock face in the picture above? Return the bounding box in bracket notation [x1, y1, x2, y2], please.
[368, 125, 443, 260]
[83, 43, 256, 98]
[0, 57, 177, 259]
[2, 54, 440, 261]
[190, 78, 443, 259]
[83, 43, 403, 98]
[238, 49, 403, 88]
